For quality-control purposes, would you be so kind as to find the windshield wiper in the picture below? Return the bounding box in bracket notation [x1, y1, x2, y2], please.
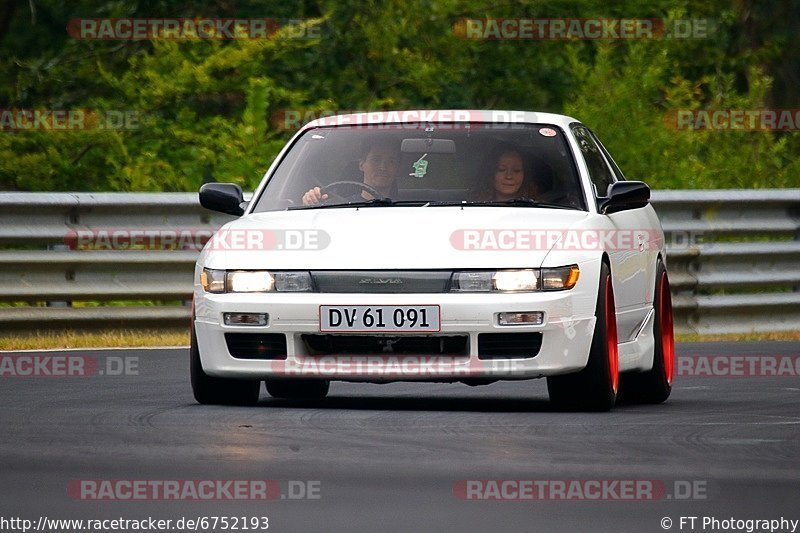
[287, 198, 410, 210]
[502, 198, 572, 209]
[287, 197, 572, 210]
[422, 198, 572, 209]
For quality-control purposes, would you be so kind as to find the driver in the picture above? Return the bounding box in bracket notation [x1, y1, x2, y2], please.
[301, 138, 401, 206]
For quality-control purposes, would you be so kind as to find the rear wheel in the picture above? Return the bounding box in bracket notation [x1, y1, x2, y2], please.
[619, 259, 674, 404]
[190, 324, 261, 406]
[547, 261, 619, 411]
[264, 379, 330, 400]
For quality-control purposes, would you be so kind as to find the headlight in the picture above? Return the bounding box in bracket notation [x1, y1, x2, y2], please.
[200, 268, 226, 293]
[540, 265, 580, 290]
[200, 269, 313, 293]
[493, 270, 539, 291]
[450, 271, 494, 292]
[274, 271, 314, 292]
[451, 266, 579, 292]
[227, 271, 275, 292]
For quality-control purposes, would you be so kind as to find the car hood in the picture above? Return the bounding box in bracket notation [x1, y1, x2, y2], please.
[199, 207, 592, 270]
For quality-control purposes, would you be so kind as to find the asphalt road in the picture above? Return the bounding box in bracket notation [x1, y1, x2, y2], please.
[1, 342, 799, 533]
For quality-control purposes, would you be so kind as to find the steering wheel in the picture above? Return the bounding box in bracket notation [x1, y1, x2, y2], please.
[322, 181, 385, 202]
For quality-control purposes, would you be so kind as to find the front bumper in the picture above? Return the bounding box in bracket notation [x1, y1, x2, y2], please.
[194, 288, 598, 382]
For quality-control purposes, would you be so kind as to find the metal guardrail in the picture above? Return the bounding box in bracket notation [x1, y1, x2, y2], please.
[1, 190, 798, 334]
[652, 189, 800, 333]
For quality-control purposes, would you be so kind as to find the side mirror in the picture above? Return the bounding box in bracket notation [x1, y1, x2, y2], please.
[597, 181, 650, 214]
[199, 183, 247, 216]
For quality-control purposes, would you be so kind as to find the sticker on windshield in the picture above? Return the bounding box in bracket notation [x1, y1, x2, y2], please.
[539, 127, 557, 137]
[409, 153, 429, 178]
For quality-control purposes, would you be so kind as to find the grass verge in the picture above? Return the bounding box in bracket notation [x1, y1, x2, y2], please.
[675, 331, 800, 342]
[0, 329, 190, 351]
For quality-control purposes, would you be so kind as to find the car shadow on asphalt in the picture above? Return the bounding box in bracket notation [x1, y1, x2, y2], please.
[257, 396, 577, 413]
[184, 395, 680, 412]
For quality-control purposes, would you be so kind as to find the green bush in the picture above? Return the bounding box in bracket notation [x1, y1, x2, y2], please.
[0, 1, 797, 192]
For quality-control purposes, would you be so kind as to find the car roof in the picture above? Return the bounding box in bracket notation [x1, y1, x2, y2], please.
[302, 110, 581, 131]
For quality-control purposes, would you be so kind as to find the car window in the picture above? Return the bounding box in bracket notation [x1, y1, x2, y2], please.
[250, 123, 587, 212]
[589, 129, 626, 182]
[571, 125, 615, 197]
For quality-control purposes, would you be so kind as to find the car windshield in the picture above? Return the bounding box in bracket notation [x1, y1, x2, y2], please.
[250, 123, 586, 212]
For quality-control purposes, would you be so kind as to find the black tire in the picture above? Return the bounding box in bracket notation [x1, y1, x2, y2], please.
[190, 324, 261, 406]
[619, 259, 674, 404]
[547, 261, 619, 411]
[264, 379, 330, 400]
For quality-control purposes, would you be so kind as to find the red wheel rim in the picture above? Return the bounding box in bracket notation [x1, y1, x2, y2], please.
[605, 275, 619, 394]
[659, 271, 675, 385]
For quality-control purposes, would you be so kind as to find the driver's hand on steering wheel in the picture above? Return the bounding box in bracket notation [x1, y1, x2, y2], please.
[302, 187, 328, 206]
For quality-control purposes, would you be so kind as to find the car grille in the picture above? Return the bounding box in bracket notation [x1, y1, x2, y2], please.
[310, 270, 452, 293]
[302, 334, 469, 356]
[225, 333, 288, 359]
[477, 333, 543, 359]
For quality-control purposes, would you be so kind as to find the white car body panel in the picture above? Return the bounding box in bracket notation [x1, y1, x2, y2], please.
[198, 207, 592, 271]
[194, 110, 667, 382]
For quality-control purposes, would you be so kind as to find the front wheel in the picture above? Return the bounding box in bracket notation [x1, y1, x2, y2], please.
[190, 324, 261, 406]
[547, 261, 619, 411]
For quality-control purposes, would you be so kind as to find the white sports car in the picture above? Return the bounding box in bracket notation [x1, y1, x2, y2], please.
[192, 110, 674, 411]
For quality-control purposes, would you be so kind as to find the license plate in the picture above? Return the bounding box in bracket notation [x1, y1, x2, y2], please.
[319, 305, 440, 332]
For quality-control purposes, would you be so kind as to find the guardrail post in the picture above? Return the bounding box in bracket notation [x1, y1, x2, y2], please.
[45, 244, 72, 308]
[793, 204, 800, 293]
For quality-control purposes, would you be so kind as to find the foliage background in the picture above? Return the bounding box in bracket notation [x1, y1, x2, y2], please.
[0, 0, 798, 192]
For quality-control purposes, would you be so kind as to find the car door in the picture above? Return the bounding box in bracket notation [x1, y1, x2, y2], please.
[590, 129, 660, 312]
[571, 125, 651, 342]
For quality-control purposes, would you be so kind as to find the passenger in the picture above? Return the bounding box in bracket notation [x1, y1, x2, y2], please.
[470, 145, 554, 202]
